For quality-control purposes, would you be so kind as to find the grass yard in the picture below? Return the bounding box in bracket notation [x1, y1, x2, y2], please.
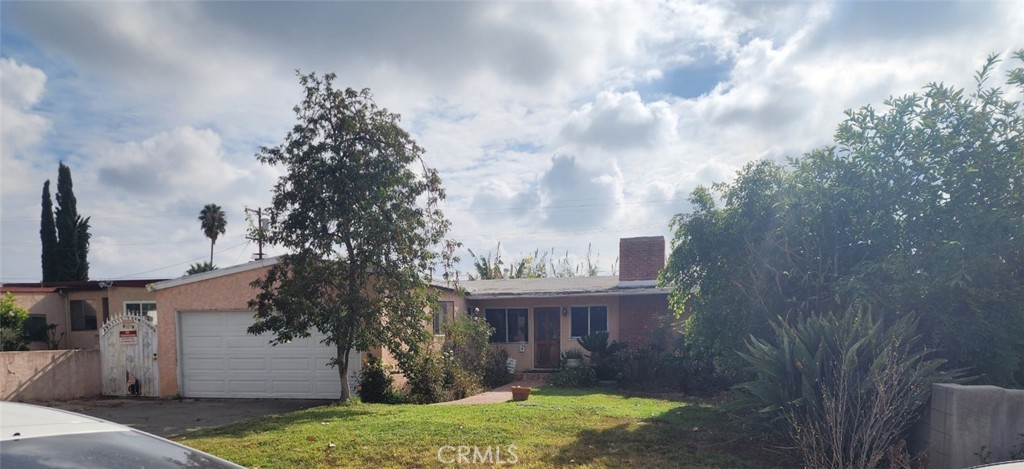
[174, 387, 789, 468]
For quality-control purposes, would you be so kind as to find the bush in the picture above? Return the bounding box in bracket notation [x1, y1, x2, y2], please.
[483, 348, 514, 389]
[404, 314, 497, 403]
[1, 292, 29, 351]
[357, 353, 402, 404]
[404, 347, 448, 404]
[549, 366, 598, 388]
[734, 309, 963, 468]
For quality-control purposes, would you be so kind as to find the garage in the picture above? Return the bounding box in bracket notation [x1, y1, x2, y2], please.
[178, 310, 359, 399]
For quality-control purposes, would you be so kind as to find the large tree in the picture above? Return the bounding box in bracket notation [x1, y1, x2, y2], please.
[40, 180, 58, 282]
[198, 203, 227, 264]
[49, 162, 90, 281]
[248, 73, 454, 401]
[662, 50, 1024, 386]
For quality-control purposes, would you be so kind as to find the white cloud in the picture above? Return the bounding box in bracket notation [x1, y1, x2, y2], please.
[2, 1, 1023, 282]
[561, 91, 678, 150]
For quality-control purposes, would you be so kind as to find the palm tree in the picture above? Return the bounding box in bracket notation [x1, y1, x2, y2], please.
[198, 203, 227, 264]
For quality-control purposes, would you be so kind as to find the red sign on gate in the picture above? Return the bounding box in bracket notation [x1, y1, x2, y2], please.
[119, 329, 138, 345]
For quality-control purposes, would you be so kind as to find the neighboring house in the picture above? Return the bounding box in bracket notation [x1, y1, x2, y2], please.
[1, 280, 163, 350]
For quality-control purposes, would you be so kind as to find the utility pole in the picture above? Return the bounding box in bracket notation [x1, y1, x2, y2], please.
[244, 207, 267, 260]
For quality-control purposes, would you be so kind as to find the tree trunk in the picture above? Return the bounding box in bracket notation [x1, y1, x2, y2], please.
[209, 241, 215, 265]
[337, 344, 351, 401]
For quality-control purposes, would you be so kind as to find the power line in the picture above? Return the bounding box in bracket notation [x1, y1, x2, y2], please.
[112, 239, 249, 280]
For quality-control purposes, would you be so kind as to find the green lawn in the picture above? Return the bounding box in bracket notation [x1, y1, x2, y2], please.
[174, 387, 789, 468]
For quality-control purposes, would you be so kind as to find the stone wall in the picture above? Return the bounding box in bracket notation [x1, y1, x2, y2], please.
[0, 349, 102, 402]
[927, 383, 1024, 468]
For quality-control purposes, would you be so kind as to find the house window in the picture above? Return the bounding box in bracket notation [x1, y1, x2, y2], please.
[24, 315, 48, 342]
[433, 301, 454, 335]
[570, 305, 608, 338]
[125, 301, 157, 325]
[70, 300, 98, 331]
[484, 308, 529, 343]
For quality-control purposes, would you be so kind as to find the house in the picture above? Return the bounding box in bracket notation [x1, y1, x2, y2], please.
[461, 236, 671, 372]
[1, 280, 163, 350]
[135, 236, 672, 399]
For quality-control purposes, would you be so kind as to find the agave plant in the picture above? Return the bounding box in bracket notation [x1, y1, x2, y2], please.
[576, 331, 628, 365]
[733, 308, 965, 468]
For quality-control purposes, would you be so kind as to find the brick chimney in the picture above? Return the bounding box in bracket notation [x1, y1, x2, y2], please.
[618, 236, 665, 281]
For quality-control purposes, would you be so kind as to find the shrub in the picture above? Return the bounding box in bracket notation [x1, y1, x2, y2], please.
[404, 347, 448, 404]
[404, 314, 497, 403]
[357, 353, 402, 404]
[483, 348, 515, 389]
[734, 309, 963, 468]
[442, 314, 492, 377]
[1, 292, 29, 351]
[549, 366, 598, 388]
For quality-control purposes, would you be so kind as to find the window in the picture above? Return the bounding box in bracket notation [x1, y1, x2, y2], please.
[484, 308, 529, 343]
[24, 315, 48, 342]
[70, 300, 98, 331]
[125, 301, 157, 325]
[433, 301, 454, 335]
[570, 305, 608, 338]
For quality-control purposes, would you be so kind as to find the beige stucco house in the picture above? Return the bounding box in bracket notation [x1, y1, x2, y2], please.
[2, 280, 161, 350]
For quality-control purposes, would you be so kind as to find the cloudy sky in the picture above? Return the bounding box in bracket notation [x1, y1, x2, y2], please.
[1, 1, 1022, 282]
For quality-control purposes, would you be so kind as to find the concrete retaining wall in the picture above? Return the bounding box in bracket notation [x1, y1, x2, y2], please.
[928, 383, 1024, 469]
[1, 349, 102, 402]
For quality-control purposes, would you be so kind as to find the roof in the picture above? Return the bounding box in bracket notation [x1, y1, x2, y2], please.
[1, 279, 165, 293]
[460, 276, 670, 299]
[147, 257, 280, 291]
[0, 286, 59, 294]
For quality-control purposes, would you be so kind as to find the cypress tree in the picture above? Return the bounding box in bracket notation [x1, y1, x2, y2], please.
[75, 215, 91, 280]
[39, 180, 57, 282]
[54, 162, 88, 281]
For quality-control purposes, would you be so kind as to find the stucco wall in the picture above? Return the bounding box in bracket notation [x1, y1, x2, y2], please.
[12, 292, 66, 350]
[0, 349, 102, 402]
[927, 383, 1024, 469]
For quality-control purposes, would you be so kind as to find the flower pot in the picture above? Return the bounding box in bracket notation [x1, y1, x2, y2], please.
[510, 386, 532, 402]
[564, 358, 583, 369]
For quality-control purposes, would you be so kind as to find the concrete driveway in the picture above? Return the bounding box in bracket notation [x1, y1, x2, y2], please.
[54, 398, 330, 437]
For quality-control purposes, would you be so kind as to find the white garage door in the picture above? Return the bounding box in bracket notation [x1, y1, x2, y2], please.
[179, 311, 360, 399]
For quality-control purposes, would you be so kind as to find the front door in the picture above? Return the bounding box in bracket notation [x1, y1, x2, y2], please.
[534, 307, 560, 369]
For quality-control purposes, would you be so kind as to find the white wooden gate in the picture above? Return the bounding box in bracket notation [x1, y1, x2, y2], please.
[100, 313, 159, 397]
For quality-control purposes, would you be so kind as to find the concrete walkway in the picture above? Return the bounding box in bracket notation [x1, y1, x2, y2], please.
[433, 381, 540, 405]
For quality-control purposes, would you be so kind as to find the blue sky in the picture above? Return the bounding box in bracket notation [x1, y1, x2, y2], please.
[2, 1, 1022, 282]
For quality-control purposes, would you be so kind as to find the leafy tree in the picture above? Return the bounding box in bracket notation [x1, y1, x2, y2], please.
[248, 73, 455, 401]
[50, 162, 90, 281]
[662, 50, 1024, 386]
[198, 203, 227, 264]
[1, 292, 30, 351]
[185, 262, 217, 275]
[40, 180, 57, 282]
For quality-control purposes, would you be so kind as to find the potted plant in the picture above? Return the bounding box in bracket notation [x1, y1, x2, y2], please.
[510, 385, 532, 401]
[561, 348, 584, 369]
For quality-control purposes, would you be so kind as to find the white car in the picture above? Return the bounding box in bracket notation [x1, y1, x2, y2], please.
[0, 401, 245, 468]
